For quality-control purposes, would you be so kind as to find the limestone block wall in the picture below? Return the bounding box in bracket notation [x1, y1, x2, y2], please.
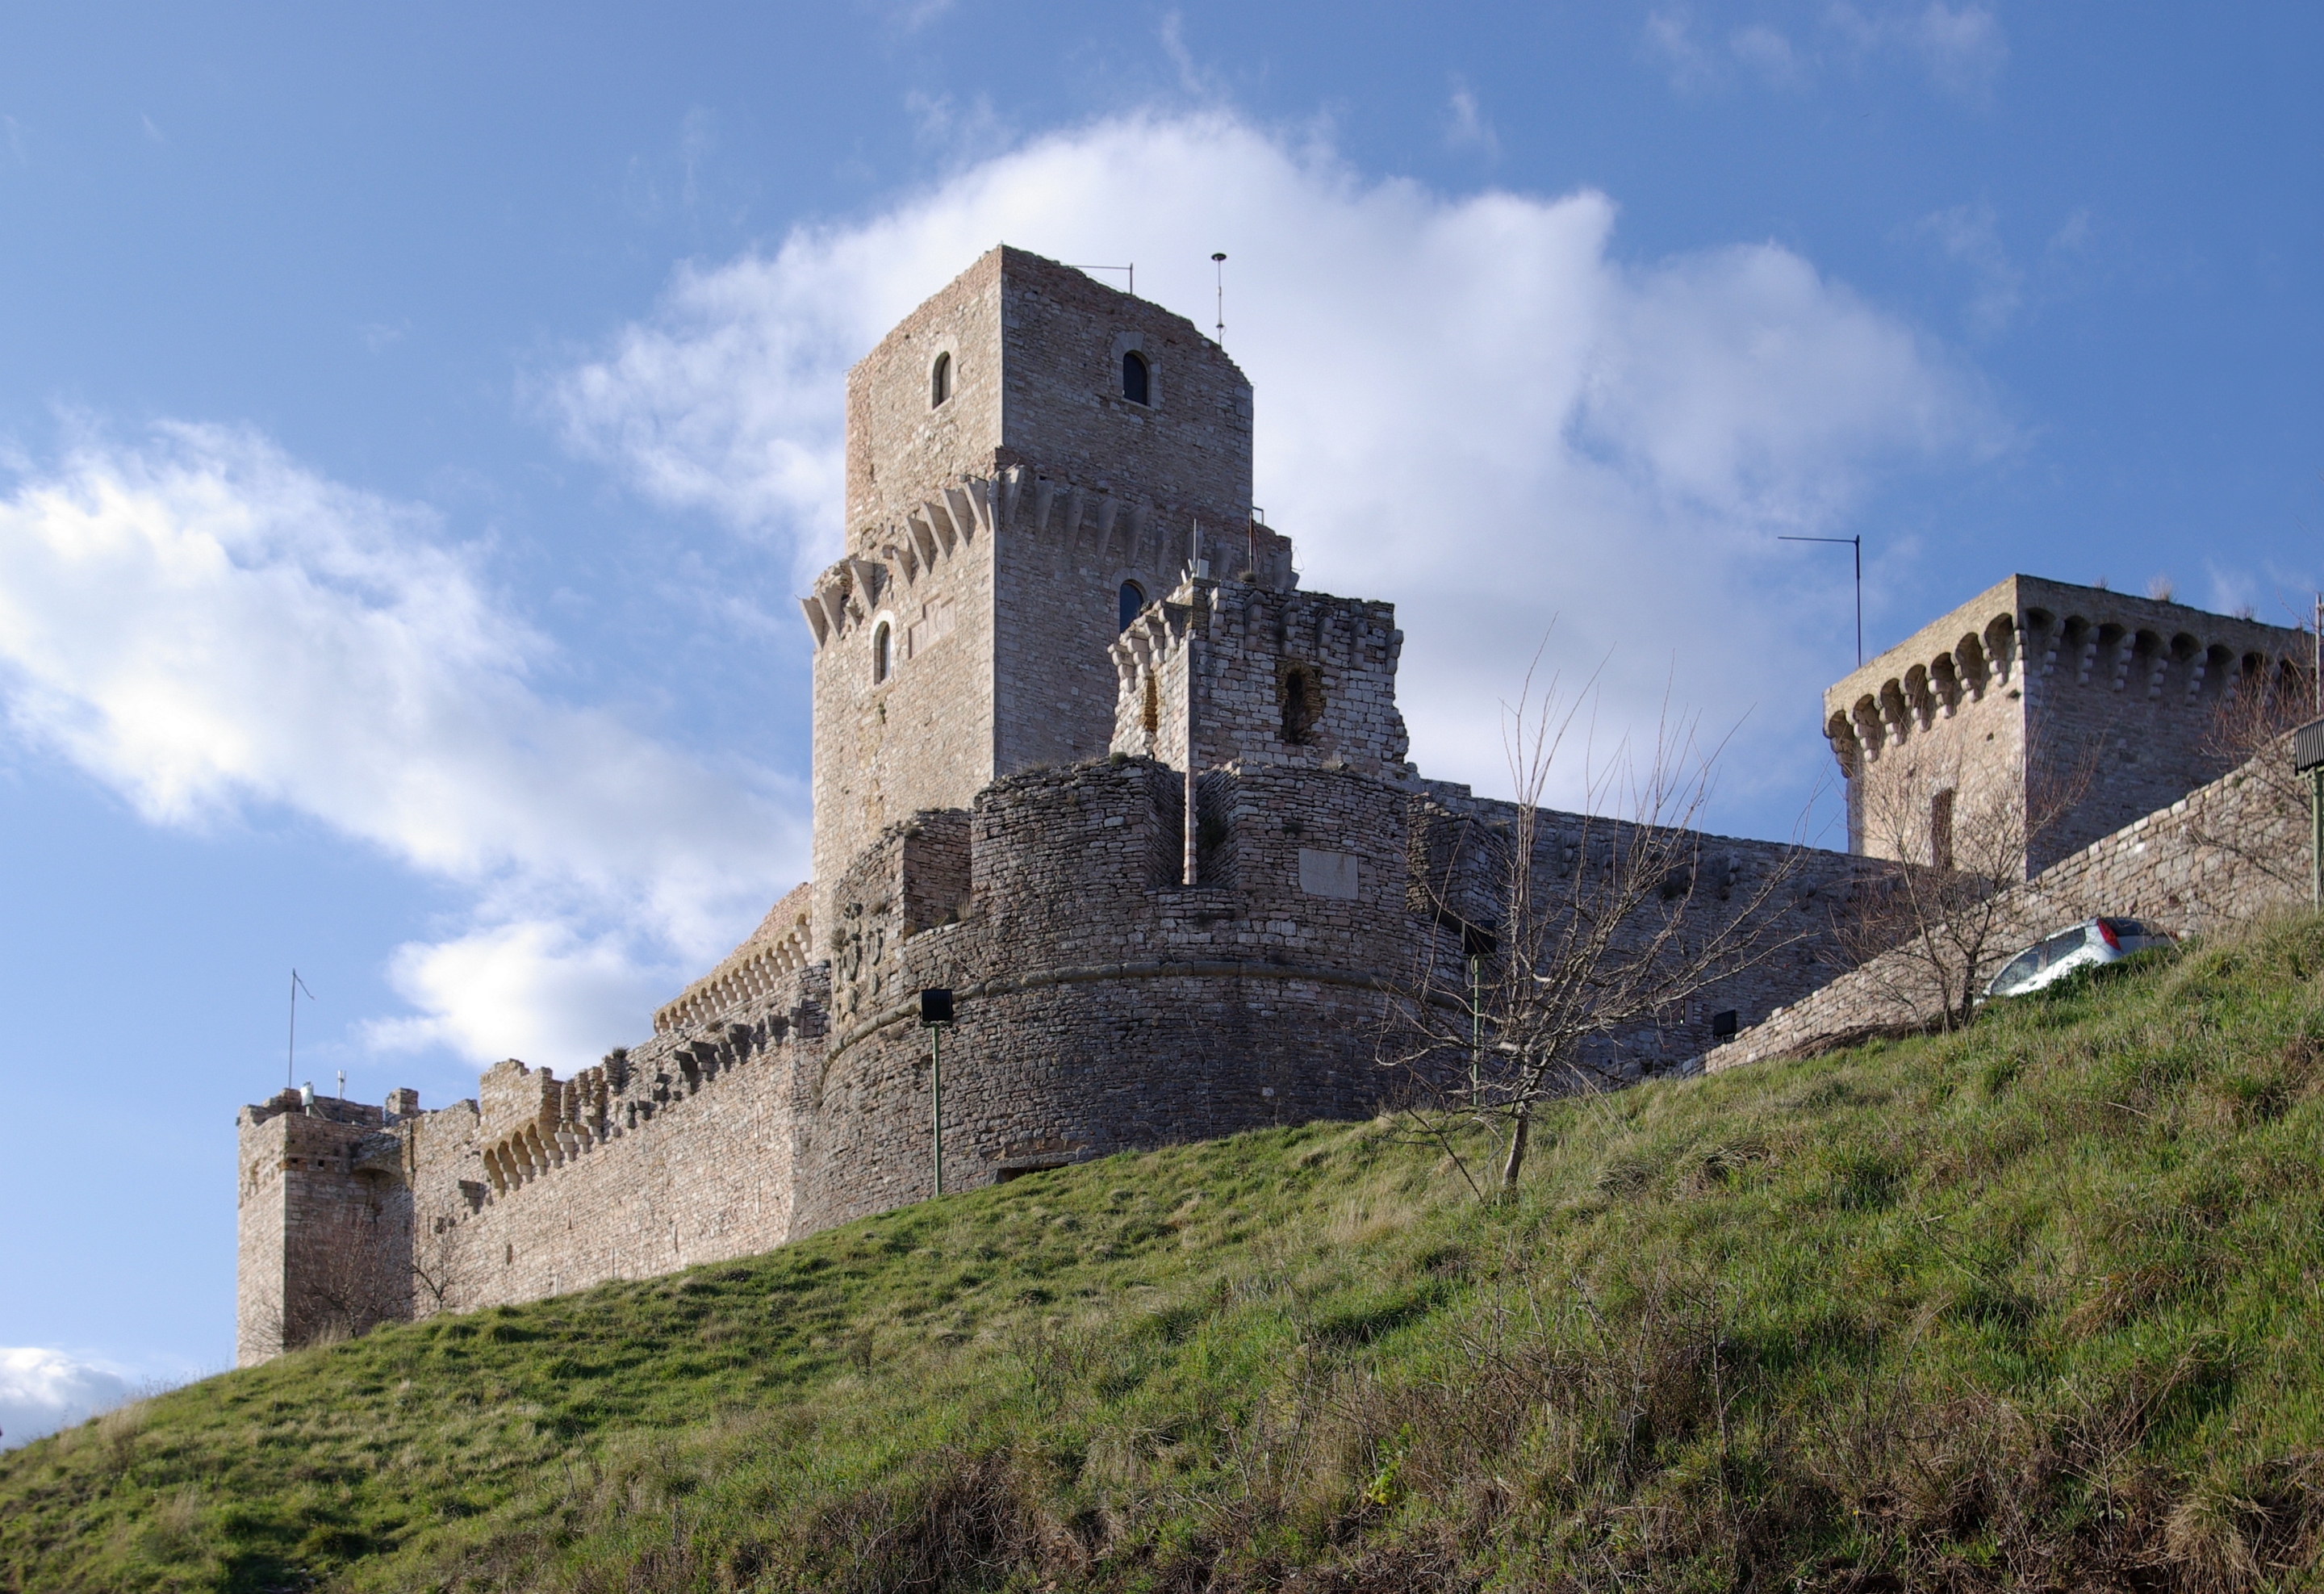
[240, 755, 1889, 1356]
[1407, 786, 1891, 1075]
[1705, 744, 2312, 1073]
[2013, 586, 2308, 868]
[1110, 577, 1413, 783]
[845, 251, 1007, 535]
[995, 248, 1254, 539]
[809, 491, 997, 937]
[789, 755, 1416, 1236]
[654, 881, 815, 1035]
[281, 964, 838, 1337]
[811, 247, 1293, 944]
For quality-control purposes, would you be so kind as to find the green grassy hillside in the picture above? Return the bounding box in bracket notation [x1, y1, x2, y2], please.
[10, 917, 2324, 1592]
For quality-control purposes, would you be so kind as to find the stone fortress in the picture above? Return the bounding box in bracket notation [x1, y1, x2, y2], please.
[235, 248, 2317, 1364]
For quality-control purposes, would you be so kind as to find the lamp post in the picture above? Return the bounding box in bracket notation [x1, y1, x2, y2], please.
[2293, 720, 2324, 909]
[919, 989, 955, 1196]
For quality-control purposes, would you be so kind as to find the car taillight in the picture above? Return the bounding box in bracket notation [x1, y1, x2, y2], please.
[2097, 921, 2121, 951]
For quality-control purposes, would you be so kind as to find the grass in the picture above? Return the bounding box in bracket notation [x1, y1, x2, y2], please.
[8, 914, 2324, 1591]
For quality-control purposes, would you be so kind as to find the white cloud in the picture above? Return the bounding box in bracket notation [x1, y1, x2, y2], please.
[1910, 3, 2008, 98]
[1444, 77, 1499, 154]
[1915, 201, 2023, 336]
[1643, 10, 1721, 92]
[370, 920, 677, 1067]
[1729, 25, 1804, 89]
[1827, 2, 2006, 98]
[553, 111, 2001, 824]
[0, 425, 806, 1068]
[1158, 11, 1220, 100]
[0, 1348, 136, 1450]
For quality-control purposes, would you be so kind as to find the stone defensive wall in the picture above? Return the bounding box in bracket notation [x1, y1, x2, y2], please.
[236, 965, 832, 1361]
[239, 747, 1891, 1359]
[1703, 741, 2311, 1074]
[792, 755, 1417, 1236]
[791, 751, 1888, 1236]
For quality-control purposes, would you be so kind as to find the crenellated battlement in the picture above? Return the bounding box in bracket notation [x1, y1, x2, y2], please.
[1109, 575, 1410, 781]
[1825, 575, 2312, 873]
[240, 253, 2318, 1366]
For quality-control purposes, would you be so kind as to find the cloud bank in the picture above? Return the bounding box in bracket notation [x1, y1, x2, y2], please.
[0, 425, 805, 1066]
[554, 111, 2001, 819]
[0, 1348, 136, 1450]
[0, 113, 2000, 1072]
[1648, 3, 2008, 98]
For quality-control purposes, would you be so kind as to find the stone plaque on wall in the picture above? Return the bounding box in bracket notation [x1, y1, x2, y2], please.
[1298, 847, 1361, 899]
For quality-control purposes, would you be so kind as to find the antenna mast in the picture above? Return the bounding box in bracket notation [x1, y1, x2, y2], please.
[1779, 534, 1864, 666]
[286, 969, 315, 1088]
[1210, 253, 1227, 345]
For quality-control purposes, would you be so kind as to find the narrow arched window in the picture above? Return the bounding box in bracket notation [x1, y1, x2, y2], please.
[872, 621, 892, 683]
[1121, 350, 1149, 406]
[930, 352, 952, 407]
[1118, 580, 1145, 632]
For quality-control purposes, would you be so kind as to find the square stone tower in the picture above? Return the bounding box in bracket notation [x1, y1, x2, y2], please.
[802, 247, 1289, 933]
[1825, 574, 2310, 878]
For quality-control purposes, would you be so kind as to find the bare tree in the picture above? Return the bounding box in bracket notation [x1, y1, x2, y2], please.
[2185, 660, 2320, 890]
[1387, 664, 1813, 1198]
[1835, 733, 2092, 1031]
[410, 1211, 479, 1320]
[284, 1213, 413, 1347]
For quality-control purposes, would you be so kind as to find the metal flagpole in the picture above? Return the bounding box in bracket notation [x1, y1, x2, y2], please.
[286, 969, 315, 1087]
[1779, 535, 1864, 666]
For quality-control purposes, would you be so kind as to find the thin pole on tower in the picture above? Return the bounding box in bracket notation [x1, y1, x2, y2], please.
[286, 969, 316, 1088]
[1211, 253, 1227, 346]
[1779, 535, 1864, 666]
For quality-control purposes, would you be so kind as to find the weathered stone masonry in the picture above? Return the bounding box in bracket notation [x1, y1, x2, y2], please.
[236, 246, 2307, 1362]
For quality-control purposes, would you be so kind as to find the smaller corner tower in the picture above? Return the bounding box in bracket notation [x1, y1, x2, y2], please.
[235, 1089, 412, 1366]
[1826, 574, 2311, 879]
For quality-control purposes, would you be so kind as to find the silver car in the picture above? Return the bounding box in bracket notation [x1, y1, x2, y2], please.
[1983, 917, 2173, 1001]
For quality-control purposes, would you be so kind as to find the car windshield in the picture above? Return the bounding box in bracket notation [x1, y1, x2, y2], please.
[1992, 949, 2041, 992]
[2038, 927, 2088, 967]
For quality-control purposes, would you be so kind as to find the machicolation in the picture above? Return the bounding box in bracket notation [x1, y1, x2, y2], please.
[236, 246, 2321, 1363]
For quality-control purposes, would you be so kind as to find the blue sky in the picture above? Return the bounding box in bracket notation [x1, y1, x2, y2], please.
[1, 2, 2316, 1439]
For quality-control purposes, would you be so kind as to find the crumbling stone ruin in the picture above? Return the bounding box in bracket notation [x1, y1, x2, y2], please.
[235, 248, 2316, 1363]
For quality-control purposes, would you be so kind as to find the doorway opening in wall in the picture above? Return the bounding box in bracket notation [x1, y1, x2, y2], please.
[1141, 672, 1160, 738]
[996, 1157, 1073, 1183]
[1281, 664, 1323, 744]
[1118, 580, 1145, 632]
[1121, 350, 1150, 406]
[1930, 788, 1955, 872]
